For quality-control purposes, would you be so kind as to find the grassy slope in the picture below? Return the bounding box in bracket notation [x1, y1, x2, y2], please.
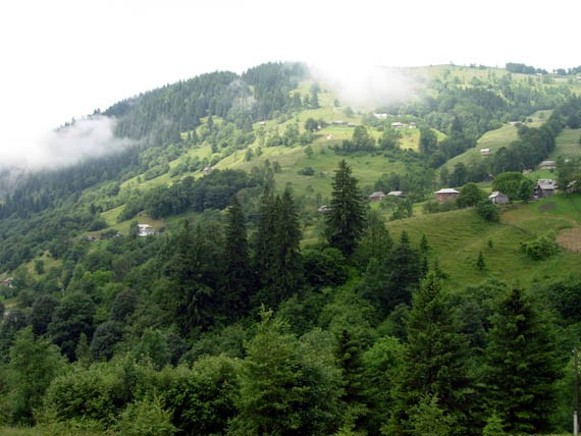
[440, 110, 551, 174]
[81, 66, 581, 293]
[387, 194, 581, 292]
[550, 128, 581, 159]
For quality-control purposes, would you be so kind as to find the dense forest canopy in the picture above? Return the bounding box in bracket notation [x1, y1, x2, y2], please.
[0, 61, 581, 434]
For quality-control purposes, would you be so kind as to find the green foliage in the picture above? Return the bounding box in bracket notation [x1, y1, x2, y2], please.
[542, 275, 581, 324]
[520, 232, 559, 260]
[360, 231, 422, 316]
[557, 156, 581, 193]
[419, 126, 438, 155]
[354, 209, 393, 266]
[475, 199, 500, 222]
[43, 361, 135, 428]
[482, 412, 506, 436]
[325, 160, 366, 257]
[491, 171, 527, 201]
[223, 196, 253, 317]
[302, 248, 349, 289]
[29, 294, 59, 336]
[476, 250, 486, 271]
[456, 182, 486, 208]
[3, 328, 67, 425]
[391, 273, 471, 435]
[407, 394, 453, 436]
[482, 287, 560, 434]
[361, 336, 403, 433]
[230, 309, 341, 435]
[48, 292, 96, 362]
[90, 321, 122, 362]
[132, 329, 170, 369]
[114, 395, 177, 436]
[2, 63, 581, 435]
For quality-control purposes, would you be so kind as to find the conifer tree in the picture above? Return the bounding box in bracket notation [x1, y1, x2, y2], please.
[482, 287, 560, 435]
[253, 187, 303, 308]
[335, 328, 369, 431]
[354, 209, 393, 266]
[161, 219, 219, 333]
[231, 309, 340, 435]
[223, 196, 253, 317]
[325, 160, 366, 257]
[253, 184, 276, 290]
[272, 188, 303, 302]
[390, 272, 471, 435]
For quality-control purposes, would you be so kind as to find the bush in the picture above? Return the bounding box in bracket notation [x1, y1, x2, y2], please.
[297, 166, 316, 176]
[423, 200, 458, 214]
[521, 233, 559, 260]
[476, 200, 500, 222]
[115, 395, 177, 436]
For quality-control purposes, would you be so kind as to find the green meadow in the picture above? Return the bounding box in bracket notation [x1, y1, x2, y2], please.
[387, 194, 581, 292]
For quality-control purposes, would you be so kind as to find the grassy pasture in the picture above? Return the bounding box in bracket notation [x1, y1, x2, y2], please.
[550, 128, 581, 159]
[386, 194, 581, 292]
[440, 110, 553, 173]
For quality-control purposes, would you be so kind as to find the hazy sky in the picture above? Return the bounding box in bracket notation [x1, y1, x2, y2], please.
[0, 0, 578, 167]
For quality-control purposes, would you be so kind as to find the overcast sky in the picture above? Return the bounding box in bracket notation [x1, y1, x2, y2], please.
[0, 0, 578, 168]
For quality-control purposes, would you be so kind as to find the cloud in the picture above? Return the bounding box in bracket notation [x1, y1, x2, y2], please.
[309, 61, 416, 109]
[6, 116, 134, 171]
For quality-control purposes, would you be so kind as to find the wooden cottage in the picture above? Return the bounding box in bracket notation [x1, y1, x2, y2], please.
[435, 188, 460, 202]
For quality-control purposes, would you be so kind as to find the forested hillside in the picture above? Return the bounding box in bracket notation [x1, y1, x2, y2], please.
[1, 62, 581, 435]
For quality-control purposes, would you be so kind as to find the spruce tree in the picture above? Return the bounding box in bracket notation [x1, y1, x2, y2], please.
[253, 184, 276, 291]
[223, 196, 253, 318]
[253, 187, 303, 308]
[482, 287, 560, 435]
[231, 309, 340, 435]
[335, 328, 369, 430]
[272, 188, 303, 302]
[354, 209, 393, 266]
[390, 272, 471, 435]
[325, 160, 366, 257]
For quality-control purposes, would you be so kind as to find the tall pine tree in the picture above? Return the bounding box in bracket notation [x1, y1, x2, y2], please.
[482, 286, 560, 435]
[390, 272, 472, 435]
[254, 184, 276, 291]
[253, 187, 303, 308]
[223, 196, 253, 319]
[325, 159, 366, 257]
[272, 188, 303, 302]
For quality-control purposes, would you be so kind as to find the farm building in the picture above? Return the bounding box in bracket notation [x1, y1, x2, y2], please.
[535, 179, 557, 198]
[539, 160, 557, 170]
[387, 190, 405, 198]
[488, 191, 509, 204]
[369, 191, 386, 201]
[480, 148, 491, 156]
[435, 188, 460, 202]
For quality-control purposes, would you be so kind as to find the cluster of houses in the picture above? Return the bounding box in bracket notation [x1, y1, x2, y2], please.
[433, 178, 557, 203]
[372, 113, 417, 129]
[357, 177, 558, 212]
[368, 191, 406, 201]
